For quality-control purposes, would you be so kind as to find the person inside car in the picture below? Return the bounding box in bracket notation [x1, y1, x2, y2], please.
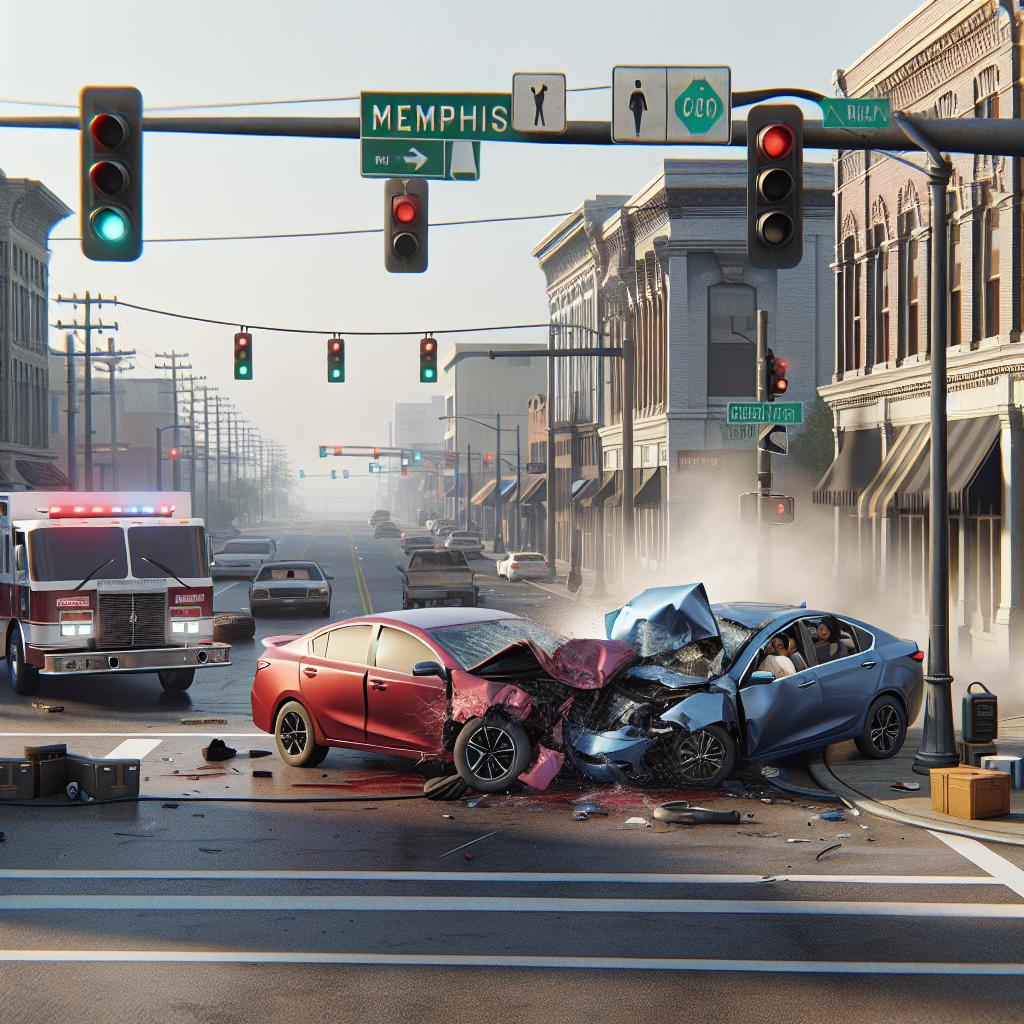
[814, 616, 842, 663]
[782, 634, 808, 672]
[756, 635, 796, 679]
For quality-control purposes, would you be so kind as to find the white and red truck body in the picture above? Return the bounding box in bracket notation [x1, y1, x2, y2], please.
[0, 491, 230, 677]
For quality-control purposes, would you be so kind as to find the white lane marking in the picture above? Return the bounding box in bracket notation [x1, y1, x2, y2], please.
[213, 582, 242, 597]
[931, 830, 1024, 900]
[103, 739, 162, 761]
[0, 951, 1020, 974]
[1, 895, 1021, 918]
[0, 733, 265, 738]
[0, 869, 997, 886]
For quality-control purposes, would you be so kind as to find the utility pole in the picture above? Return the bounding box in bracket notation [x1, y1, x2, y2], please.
[465, 444, 472, 531]
[94, 338, 136, 490]
[492, 412, 505, 554]
[214, 395, 224, 503]
[54, 292, 119, 490]
[179, 374, 205, 511]
[515, 423, 522, 550]
[755, 310, 772, 595]
[201, 385, 217, 521]
[154, 351, 191, 491]
[64, 333, 76, 489]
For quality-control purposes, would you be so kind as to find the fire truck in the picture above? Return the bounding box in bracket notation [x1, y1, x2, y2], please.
[0, 491, 230, 696]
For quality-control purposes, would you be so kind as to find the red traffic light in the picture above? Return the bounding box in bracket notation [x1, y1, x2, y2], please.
[373, 447, 380, 460]
[169, 447, 180, 461]
[330, 339, 342, 353]
[333, 445, 343, 456]
[393, 195, 419, 224]
[483, 452, 494, 465]
[89, 112, 129, 151]
[775, 501, 787, 516]
[757, 123, 794, 160]
[420, 337, 437, 354]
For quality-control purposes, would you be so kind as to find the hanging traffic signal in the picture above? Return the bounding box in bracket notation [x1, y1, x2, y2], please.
[169, 447, 180, 461]
[299, 469, 306, 479]
[770, 351, 789, 397]
[413, 450, 423, 463]
[80, 86, 143, 261]
[747, 104, 803, 270]
[419, 336, 438, 383]
[373, 447, 380, 461]
[483, 452, 494, 466]
[327, 337, 345, 383]
[333, 446, 343, 456]
[319, 446, 327, 458]
[369, 463, 383, 474]
[384, 178, 429, 273]
[233, 331, 252, 380]
[342, 469, 350, 480]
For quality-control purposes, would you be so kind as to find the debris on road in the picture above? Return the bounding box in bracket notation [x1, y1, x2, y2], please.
[466, 795, 488, 808]
[652, 801, 740, 825]
[816, 843, 842, 861]
[786, 838, 812, 843]
[180, 718, 229, 726]
[161, 803, 179, 809]
[572, 801, 610, 820]
[738, 830, 779, 838]
[248, 749, 273, 759]
[202, 738, 237, 762]
[439, 830, 499, 859]
[31, 702, 64, 713]
[624, 816, 650, 827]
[252, 770, 273, 779]
[820, 810, 846, 822]
[891, 781, 921, 791]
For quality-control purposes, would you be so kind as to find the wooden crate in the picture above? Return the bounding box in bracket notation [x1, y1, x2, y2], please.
[931, 767, 1010, 820]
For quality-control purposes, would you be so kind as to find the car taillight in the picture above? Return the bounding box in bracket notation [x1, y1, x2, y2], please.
[510, 562, 519, 569]
[910, 650, 925, 662]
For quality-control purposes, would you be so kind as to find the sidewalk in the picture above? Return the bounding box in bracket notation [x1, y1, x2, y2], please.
[809, 726, 1024, 847]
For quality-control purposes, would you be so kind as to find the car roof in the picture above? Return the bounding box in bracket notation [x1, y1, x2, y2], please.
[354, 607, 518, 629]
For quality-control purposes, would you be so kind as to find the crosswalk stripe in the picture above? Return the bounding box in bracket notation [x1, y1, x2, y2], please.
[103, 738, 162, 760]
[931, 831, 1024, 900]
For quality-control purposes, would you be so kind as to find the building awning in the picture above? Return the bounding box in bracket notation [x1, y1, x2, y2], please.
[16, 459, 71, 490]
[813, 429, 882, 507]
[634, 467, 662, 506]
[603, 471, 626, 508]
[471, 478, 515, 506]
[571, 477, 599, 503]
[894, 416, 1001, 514]
[857, 423, 930, 518]
[521, 476, 546, 504]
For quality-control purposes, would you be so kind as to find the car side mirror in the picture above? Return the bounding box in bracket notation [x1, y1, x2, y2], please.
[412, 661, 444, 677]
[749, 671, 775, 685]
[326, 575, 334, 580]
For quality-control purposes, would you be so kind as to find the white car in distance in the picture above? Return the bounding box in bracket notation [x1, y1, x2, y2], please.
[496, 551, 550, 581]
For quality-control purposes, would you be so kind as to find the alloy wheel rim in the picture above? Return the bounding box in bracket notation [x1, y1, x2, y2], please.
[8, 637, 18, 683]
[870, 705, 901, 752]
[280, 711, 308, 756]
[464, 725, 517, 781]
[676, 730, 727, 781]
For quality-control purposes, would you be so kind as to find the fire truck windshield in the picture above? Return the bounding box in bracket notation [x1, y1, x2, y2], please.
[28, 527, 129, 583]
[128, 526, 208, 581]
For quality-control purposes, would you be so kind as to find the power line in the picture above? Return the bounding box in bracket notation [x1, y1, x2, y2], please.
[50, 210, 574, 244]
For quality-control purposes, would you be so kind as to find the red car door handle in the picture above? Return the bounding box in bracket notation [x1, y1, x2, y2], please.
[302, 667, 318, 678]
[370, 680, 387, 691]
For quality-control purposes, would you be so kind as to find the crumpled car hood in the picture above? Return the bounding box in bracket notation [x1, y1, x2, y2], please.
[469, 637, 635, 690]
[605, 582, 721, 657]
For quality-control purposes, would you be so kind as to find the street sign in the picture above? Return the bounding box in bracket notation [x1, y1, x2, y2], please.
[361, 138, 480, 180]
[819, 97, 891, 129]
[758, 423, 789, 456]
[512, 73, 566, 134]
[613, 66, 731, 144]
[361, 92, 526, 143]
[727, 401, 803, 425]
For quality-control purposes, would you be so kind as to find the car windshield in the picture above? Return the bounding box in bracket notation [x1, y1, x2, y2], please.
[256, 564, 322, 581]
[129, 526, 208, 579]
[28, 527, 129, 583]
[429, 618, 565, 669]
[222, 540, 272, 554]
[714, 615, 762, 672]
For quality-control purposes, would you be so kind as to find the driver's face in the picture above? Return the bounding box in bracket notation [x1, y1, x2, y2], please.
[817, 623, 830, 642]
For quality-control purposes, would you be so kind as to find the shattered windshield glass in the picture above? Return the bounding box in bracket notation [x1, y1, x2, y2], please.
[715, 616, 759, 671]
[429, 619, 565, 669]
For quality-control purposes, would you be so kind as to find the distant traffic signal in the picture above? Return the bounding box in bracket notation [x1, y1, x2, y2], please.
[369, 463, 383, 474]
[327, 337, 345, 383]
[80, 86, 143, 261]
[739, 491, 795, 525]
[330, 469, 337, 480]
[385, 178, 429, 273]
[319, 446, 327, 458]
[333, 446, 343, 456]
[169, 447, 180, 461]
[343, 469, 350, 480]
[373, 447, 380, 461]
[233, 331, 252, 380]
[413, 450, 423, 463]
[747, 104, 803, 269]
[419, 337, 438, 383]
[299, 469, 306, 479]
[483, 452, 494, 466]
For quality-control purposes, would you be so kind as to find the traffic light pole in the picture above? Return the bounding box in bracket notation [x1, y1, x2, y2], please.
[755, 310, 772, 596]
[493, 412, 504, 555]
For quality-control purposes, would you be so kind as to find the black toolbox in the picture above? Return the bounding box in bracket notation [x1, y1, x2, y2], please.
[0, 757, 34, 801]
[65, 754, 140, 801]
[23, 743, 67, 797]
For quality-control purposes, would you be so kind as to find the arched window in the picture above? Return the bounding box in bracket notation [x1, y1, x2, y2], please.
[707, 283, 756, 396]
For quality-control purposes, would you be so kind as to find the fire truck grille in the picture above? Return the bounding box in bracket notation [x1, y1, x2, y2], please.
[98, 593, 168, 649]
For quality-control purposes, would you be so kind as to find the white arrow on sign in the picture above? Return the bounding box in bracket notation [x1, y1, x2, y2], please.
[404, 147, 428, 171]
[758, 423, 789, 456]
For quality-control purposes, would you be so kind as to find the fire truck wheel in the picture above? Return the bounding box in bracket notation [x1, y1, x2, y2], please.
[7, 624, 40, 696]
[213, 612, 256, 642]
[158, 668, 195, 692]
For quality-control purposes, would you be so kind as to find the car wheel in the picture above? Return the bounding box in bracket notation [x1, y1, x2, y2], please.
[275, 700, 330, 768]
[453, 716, 532, 793]
[320, 603, 332, 616]
[670, 724, 737, 787]
[158, 668, 195, 692]
[855, 696, 907, 759]
[7, 624, 40, 696]
[213, 612, 256, 642]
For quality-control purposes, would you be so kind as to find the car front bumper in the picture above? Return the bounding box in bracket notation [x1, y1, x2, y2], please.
[40, 643, 232, 675]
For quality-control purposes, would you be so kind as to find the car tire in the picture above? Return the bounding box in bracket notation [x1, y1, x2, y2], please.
[275, 700, 330, 768]
[158, 668, 195, 692]
[213, 612, 256, 642]
[320, 603, 332, 616]
[453, 716, 532, 793]
[670, 724, 737, 788]
[855, 695, 908, 759]
[7, 624, 40, 696]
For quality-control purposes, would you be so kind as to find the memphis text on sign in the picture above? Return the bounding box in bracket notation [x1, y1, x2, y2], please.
[362, 93, 525, 142]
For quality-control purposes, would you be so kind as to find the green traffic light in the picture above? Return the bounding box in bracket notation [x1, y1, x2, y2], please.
[91, 207, 129, 243]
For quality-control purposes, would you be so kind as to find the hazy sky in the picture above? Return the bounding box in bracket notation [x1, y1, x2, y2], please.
[1, 0, 919, 502]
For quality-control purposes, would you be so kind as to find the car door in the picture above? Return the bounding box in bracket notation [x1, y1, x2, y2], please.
[804, 616, 884, 740]
[365, 626, 446, 753]
[298, 624, 373, 743]
[739, 626, 827, 760]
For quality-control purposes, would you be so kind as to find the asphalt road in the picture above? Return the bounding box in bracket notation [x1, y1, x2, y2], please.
[2, 516, 1023, 1023]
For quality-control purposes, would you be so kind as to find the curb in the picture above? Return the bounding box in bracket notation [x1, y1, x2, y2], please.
[807, 748, 1024, 848]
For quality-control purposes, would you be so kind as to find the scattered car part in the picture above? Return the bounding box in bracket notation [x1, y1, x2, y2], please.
[651, 801, 741, 825]
[213, 612, 256, 643]
[816, 843, 842, 860]
[252, 770, 273, 778]
[439, 830, 499, 859]
[201, 739, 237, 762]
[423, 775, 469, 801]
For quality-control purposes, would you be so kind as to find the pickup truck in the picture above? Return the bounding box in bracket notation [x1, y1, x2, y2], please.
[398, 549, 479, 609]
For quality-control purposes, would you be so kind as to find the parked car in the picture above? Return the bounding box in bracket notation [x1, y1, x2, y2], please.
[250, 561, 333, 617]
[402, 533, 435, 555]
[368, 509, 391, 526]
[444, 531, 485, 555]
[374, 521, 402, 539]
[429, 518, 456, 537]
[212, 537, 278, 578]
[250, 608, 632, 793]
[496, 551, 550, 581]
[399, 548, 478, 608]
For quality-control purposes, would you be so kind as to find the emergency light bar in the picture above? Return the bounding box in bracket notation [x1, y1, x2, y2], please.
[43, 503, 176, 518]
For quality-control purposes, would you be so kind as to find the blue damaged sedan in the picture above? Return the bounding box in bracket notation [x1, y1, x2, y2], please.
[564, 584, 925, 788]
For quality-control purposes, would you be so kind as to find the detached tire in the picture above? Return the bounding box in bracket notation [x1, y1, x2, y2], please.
[7, 624, 40, 696]
[158, 668, 195, 692]
[275, 700, 329, 768]
[855, 695, 907, 759]
[213, 612, 255, 643]
[453, 716, 532, 793]
[671, 724, 737, 788]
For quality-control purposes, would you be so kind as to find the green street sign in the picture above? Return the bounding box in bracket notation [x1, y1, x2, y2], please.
[674, 78, 723, 135]
[819, 97, 891, 129]
[727, 401, 803, 425]
[360, 137, 480, 180]
[361, 92, 527, 143]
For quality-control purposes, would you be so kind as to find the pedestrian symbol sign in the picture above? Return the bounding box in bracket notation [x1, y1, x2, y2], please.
[613, 66, 731, 144]
[512, 73, 566, 134]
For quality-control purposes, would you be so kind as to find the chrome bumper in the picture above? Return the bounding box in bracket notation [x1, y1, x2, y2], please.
[41, 643, 232, 675]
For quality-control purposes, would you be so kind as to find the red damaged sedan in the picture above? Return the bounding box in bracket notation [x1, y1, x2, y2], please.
[250, 608, 633, 792]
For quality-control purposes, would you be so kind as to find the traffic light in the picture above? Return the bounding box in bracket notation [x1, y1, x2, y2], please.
[327, 337, 345, 383]
[483, 452, 494, 466]
[299, 469, 306, 479]
[343, 469, 350, 480]
[319, 446, 327, 458]
[384, 178, 429, 273]
[333, 446, 343, 456]
[373, 447, 380, 461]
[330, 469, 337, 480]
[739, 492, 795, 525]
[419, 336, 438, 383]
[413, 450, 423, 463]
[169, 447, 180, 461]
[234, 331, 252, 380]
[80, 86, 143, 261]
[766, 349, 789, 399]
[747, 104, 803, 270]
[369, 463, 383, 474]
